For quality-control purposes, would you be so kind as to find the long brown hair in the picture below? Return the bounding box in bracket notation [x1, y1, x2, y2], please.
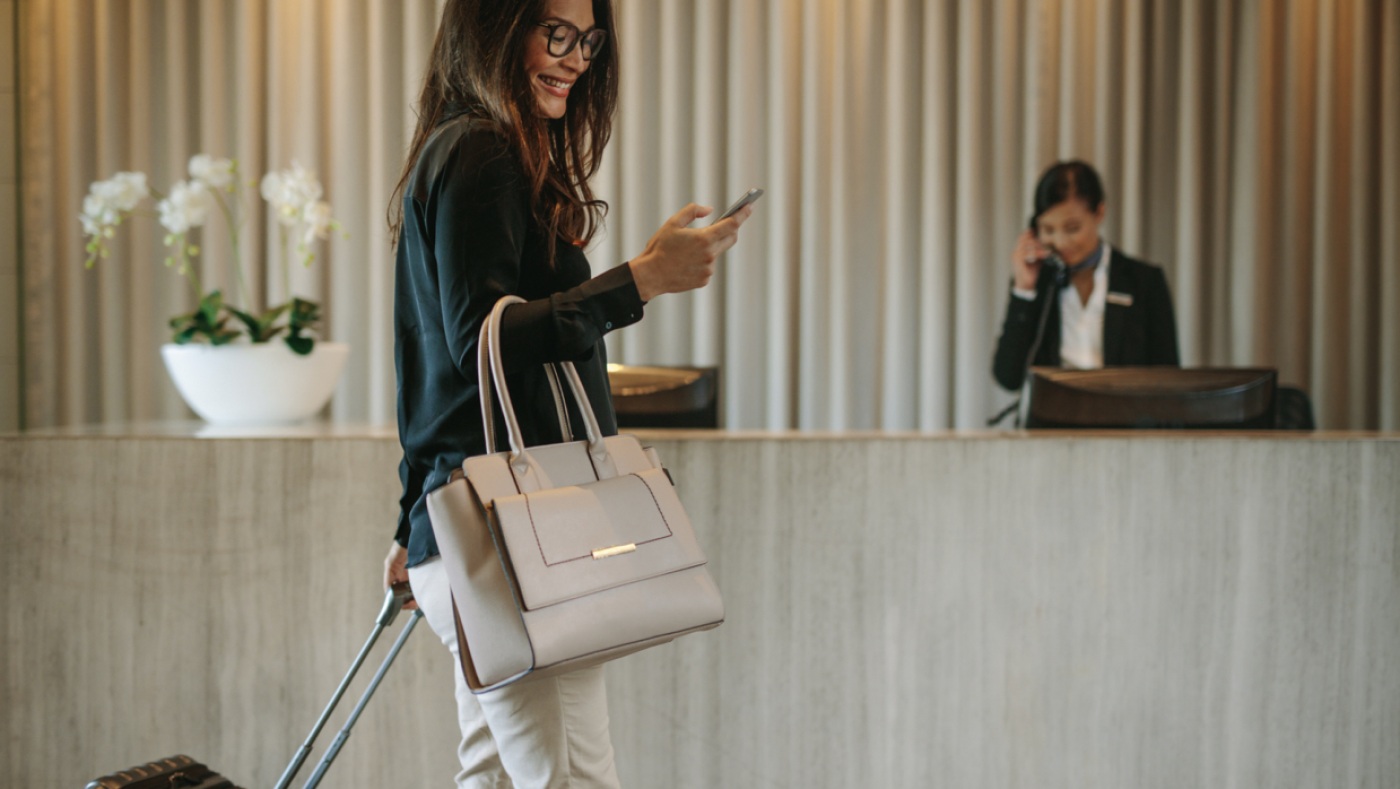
[388, 0, 619, 258]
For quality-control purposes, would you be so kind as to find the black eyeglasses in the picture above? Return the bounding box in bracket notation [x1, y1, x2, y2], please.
[535, 21, 608, 61]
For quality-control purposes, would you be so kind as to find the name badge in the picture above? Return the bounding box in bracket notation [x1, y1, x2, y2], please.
[1106, 291, 1134, 307]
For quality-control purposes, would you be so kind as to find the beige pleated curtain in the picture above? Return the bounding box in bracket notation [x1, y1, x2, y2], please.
[18, 0, 1400, 431]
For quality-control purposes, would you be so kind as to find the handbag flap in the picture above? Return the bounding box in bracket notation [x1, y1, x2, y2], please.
[490, 467, 706, 610]
[462, 434, 657, 498]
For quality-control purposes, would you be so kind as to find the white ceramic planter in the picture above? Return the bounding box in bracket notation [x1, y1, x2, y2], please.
[161, 341, 350, 425]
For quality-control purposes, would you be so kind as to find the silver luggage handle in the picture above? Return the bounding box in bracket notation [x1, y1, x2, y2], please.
[274, 582, 423, 789]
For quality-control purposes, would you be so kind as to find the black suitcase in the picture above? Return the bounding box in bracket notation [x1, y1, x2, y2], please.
[86, 584, 422, 789]
[85, 755, 240, 789]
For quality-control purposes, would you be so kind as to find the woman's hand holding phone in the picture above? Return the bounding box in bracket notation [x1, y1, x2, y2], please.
[629, 192, 760, 302]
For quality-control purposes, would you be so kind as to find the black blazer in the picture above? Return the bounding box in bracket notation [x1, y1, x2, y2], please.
[992, 247, 1179, 391]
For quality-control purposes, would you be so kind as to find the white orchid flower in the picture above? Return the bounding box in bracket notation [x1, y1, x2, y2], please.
[189, 155, 236, 189]
[80, 155, 341, 291]
[102, 172, 149, 212]
[301, 200, 335, 247]
[80, 191, 119, 228]
[261, 162, 324, 227]
[259, 172, 286, 220]
[79, 174, 138, 238]
[157, 180, 212, 235]
[86, 171, 149, 217]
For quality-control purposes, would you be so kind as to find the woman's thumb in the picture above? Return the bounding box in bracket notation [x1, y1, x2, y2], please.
[671, 203, 713, 227]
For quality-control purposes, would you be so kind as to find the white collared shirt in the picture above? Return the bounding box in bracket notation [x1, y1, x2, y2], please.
[1011, 245, 1113, 370]
[1058, 246, 1111, 369]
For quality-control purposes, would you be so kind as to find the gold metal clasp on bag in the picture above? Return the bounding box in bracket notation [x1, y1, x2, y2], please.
[591, 543, 637, 560]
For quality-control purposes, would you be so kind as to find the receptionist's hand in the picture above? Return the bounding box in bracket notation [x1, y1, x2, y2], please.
[1011, 229, 1053, 292]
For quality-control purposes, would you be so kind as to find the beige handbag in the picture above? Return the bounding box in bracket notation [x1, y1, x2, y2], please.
[426, 295, 725, 693]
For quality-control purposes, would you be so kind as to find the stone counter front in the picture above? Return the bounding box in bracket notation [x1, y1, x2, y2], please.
[3, 426, 1397, 788]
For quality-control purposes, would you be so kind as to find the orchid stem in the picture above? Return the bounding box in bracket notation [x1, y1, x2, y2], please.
[281, 227, 292, 303]
[184, 244, 205, 298]
[212, 189, 252, 311]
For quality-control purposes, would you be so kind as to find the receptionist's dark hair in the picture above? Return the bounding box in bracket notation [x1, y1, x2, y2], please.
[1032, 160, 1106, 224]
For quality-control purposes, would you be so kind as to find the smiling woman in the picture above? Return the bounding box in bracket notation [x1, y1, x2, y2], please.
[383, 0, 755, 785]
[526, 10, 609, 119]
[524, 4, 596, 105]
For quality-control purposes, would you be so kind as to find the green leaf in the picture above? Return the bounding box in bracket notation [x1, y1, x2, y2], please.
[287, 297, 323, 337]
[285, 335, 315, 356]
[196, 291, 220, 324]
[229, 303, 291, 343]
[167, 291, 244, 345]
[261, 302, 291, 326]
[228, 306, 262, 338]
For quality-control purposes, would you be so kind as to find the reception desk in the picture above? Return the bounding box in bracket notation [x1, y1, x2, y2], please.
[3, 425, 1398, 788]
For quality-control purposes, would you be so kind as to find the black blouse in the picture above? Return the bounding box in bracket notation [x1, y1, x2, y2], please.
[394, 115, 645, 567]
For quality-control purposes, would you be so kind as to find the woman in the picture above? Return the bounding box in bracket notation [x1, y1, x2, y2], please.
[382, 1, 754, 785]
[992, 160, 1179, 392]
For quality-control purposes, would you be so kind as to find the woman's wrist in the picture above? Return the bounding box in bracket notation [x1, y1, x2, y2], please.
[629, 255, 659, 302]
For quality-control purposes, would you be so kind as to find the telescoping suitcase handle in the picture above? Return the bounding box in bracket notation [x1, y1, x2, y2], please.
[274, 582, 423, 789]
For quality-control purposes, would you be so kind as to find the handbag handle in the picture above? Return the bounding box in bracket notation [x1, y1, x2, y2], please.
[476, 296, 610, 475]
[478, 340, 571, 454]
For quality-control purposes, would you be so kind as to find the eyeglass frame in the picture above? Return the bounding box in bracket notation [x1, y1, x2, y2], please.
[534, 21, 608, 61]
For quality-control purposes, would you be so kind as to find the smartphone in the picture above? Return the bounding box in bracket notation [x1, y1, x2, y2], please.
[714, 188, 764, 223]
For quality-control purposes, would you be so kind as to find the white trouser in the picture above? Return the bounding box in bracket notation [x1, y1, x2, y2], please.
[408, 556, 622, 789]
